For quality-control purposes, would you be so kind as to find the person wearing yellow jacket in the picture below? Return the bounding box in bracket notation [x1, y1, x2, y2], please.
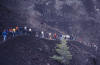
[12, 28, 16, 37]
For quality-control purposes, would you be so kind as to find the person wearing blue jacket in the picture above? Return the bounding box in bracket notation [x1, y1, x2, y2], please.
[2, 30, 7, 41]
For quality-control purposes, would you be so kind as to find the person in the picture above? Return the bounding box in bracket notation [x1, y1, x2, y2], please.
[29, 28, 32, 32]
[24, 26, 28, 35]
[70, 34, 74, 40]
[49, 32, 52, 40]
[9, 28, 13, 33]
[28, 28, 32, 35]
[12, 28, 16, 37]
[53, 33, 57, 40]
[59, 34, 63, 40]
[45, 32, 49, 39]
[24, 26, 27, 30]
[8, 28, 13, 36]
[2, 30, 7, 41]
[35, 32, 39, 37]
[15, 26, 19, 35]
[16, 26, 19, 31]
[64, 35, 67, 40]
[41, 31, 44, 38]
[65, 35, 70, 40]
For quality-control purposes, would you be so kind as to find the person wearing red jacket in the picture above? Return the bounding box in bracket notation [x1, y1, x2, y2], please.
[54, 33, 57, 40]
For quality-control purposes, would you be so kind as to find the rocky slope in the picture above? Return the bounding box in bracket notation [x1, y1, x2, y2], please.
[0, 0, 100, 65]
[0, 35, 98, 65]
[0, 35, 60, 65]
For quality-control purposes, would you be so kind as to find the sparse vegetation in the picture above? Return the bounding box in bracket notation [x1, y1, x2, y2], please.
[51, 38, 72, 65]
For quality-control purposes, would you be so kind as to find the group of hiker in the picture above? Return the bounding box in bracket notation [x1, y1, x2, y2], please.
[1, 26, 73, 41]
[36, 31, 72, 41]
[2, 26, 32, 41]
[39, 31, 58, 40]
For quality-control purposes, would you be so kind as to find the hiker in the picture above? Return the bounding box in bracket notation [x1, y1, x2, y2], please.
[16, 26, 19, 31]
[61, 34, 70, 40]
[45, 32, 49, 39]
[62, 35, 65, 39]
[16, 26, 19, 32]
[28, 28, 32, 35]
[59, 34, 63, 40]
[70, 34, 74, 40]
[24, 26, 28, 35]
[2, 30, 7, 41]
[35, 32, 39, 37]
[15, 26, 20, 35]
[12, 28, 16, 37]
[49, 32, 52, 40]
[53, 33, 57, 40]
[65, 35, 70, 40]
[8, 28, 13, 36]
[41, 31, 44, 38]
[18, 26, 23, 35]
[9, 28, 13, 33]
[24, 26, 27, 30]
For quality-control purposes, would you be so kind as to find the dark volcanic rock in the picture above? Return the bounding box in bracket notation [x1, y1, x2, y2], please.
[0, 0, 100, 65]
[0, 35, 98, 65]
[0, 35, 61, 65]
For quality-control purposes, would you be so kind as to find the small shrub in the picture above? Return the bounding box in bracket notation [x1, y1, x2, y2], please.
[51, 38, 72, 65]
